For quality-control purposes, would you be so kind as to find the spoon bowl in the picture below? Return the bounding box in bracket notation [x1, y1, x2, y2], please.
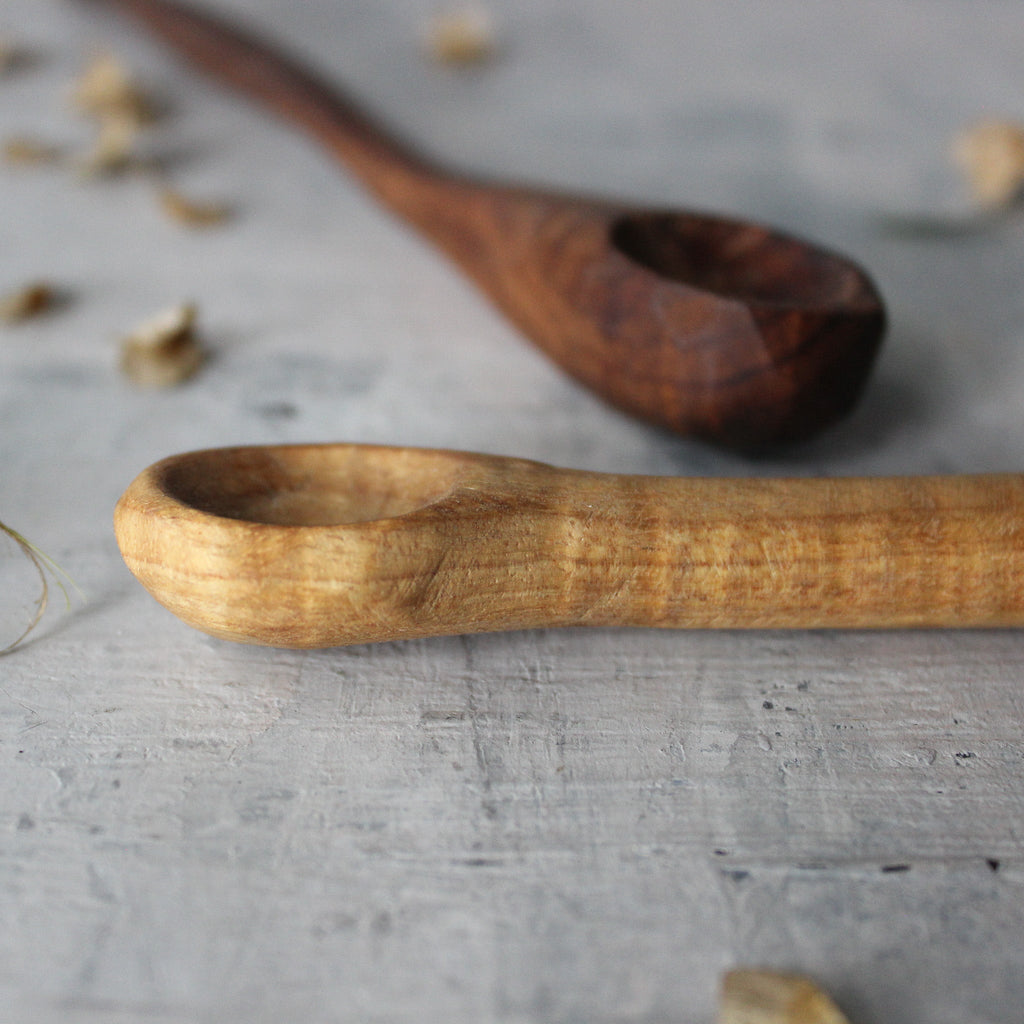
[86, 0, 886, 450]
[610, 211, 862, 307]
[116, 444, 1024, 647]
[157, 444, 470, 526]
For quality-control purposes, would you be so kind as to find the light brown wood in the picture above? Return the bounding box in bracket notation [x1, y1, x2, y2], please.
[718, 970, 850, 1024]
[114, 444, 1024, 647]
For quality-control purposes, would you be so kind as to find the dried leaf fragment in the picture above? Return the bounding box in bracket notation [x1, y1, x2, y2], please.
[952, 119, 1024, 209]
[718, 970, 851, 1024]
[424, 6, 497, 66]
[0, 282, 54, 322]
[2, 135, 62, 165]
[120, 303, 205, 387]
[157, 185, 232, 228]
[72, 53, 155, 176]
[72, 53, 154, 127]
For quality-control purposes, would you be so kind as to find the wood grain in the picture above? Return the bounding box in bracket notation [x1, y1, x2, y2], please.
[115, 444, 1024, 646]
[83, 0, 886, 451]
[718, 970, 851, 1024]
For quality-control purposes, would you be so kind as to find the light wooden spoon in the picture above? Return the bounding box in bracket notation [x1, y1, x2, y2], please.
[81, 0, 885, 451]
[115, 444, 1024, 647]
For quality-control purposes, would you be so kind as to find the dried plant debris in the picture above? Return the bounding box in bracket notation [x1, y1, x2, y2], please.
[2, 135, 63, 166]
[952, 119, 1024, 210]
[157, 184, 232, 228]
[879, 119, 1024, 237]
[718, 970, 851, 1024]
[72, 53, 156, 176]
[72, 52, 154, 127]
[120, 303, 205, 387]
[6, 45, 234, 225]
[1, 520, 76, 654]
[424, 6, 497, 66]
[0, 282, 55, 322]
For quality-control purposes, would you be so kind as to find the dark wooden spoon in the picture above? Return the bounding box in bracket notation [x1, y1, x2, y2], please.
[82, 0, 886, 450]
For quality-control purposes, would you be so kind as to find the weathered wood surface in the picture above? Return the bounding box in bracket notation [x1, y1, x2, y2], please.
[2, 1, 1024, 1022]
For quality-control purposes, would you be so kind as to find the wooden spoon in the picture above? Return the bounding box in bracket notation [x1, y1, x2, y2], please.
[115, 444, 1024, 647]
[83, 0, 886, 451]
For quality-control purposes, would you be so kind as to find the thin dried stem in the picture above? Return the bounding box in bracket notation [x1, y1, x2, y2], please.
[0, 521, 78, 653]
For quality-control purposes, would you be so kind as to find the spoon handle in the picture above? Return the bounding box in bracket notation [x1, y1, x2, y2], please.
[85, 0, 462, 211]
[526, 470, 1024, 631]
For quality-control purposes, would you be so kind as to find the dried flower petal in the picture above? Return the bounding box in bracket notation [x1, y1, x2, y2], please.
[718, 970, 850, 1024]
[425, 6, 497, 66]
[157, 185, 232, 227]
[952, 119, 1024, 209]
[71, 53, 157, 176]
[2, 135, 62, 165]
[120, 303, 205, 387]
[72, 53, 153, 127]
[0, 282, 54, 322]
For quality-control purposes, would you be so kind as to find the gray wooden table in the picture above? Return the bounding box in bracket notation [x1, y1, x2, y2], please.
[3, 1, 1024, 1021]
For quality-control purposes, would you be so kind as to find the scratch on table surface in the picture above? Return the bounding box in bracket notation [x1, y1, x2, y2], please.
[1, 684, 54, 737]
[57, 995, 192, 1021]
